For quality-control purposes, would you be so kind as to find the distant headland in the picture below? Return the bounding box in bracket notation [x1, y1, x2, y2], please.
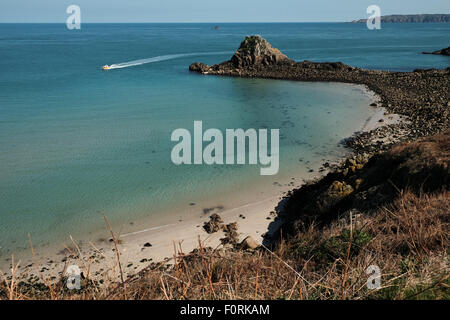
[423, 47, 450, 56]
[351, 14, 450, 23]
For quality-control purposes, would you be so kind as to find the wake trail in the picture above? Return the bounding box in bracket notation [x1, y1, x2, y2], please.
[107, 51, 231, 70]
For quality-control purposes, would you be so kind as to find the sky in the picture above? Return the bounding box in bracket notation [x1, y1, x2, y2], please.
[0, 0, 449, 23]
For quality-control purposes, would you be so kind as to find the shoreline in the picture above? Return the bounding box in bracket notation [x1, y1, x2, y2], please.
[190, 37, 449, 154]
[0, 169, 303, 281]
[0, 85, 397, 283]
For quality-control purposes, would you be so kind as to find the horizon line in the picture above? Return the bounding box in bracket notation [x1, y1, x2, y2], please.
[1, 20, 449, 24]
[1, 13, 449, 24]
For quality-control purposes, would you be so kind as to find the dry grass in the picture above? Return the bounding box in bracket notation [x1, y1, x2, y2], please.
[0, 191, 448, 300]
[102, 190, 448, 300]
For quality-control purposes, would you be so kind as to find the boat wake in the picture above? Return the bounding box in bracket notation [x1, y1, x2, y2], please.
[106, 51, 230, 70]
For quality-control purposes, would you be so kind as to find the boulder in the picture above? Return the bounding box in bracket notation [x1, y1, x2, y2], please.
[239, 236, 259, 250]
[203, 213, 224, 234]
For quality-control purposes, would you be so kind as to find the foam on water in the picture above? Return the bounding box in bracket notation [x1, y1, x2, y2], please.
[107, 51, 231, 69]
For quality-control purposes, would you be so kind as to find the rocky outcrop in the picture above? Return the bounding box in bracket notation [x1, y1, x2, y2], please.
[282, 131, 450, 230]
[230, 35, 293, 68]
[423, 47, 450, 56]
[203, 213, 224, 234]
[189, 36, 450, 149]
[220, 222, 239, 245]
[189, 35, 293, 74]
[189, 62, 211, 73]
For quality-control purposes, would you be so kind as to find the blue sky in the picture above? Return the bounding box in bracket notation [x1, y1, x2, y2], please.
[0, 0, 449, 22]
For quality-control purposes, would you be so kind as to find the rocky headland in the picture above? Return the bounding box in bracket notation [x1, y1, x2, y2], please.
[423, 46, 450, 56]
[188, 37, 449, 300]
[190, 35, 450, 155]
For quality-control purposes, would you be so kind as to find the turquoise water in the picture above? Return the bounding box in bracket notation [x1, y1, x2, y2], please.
[0, 23, 449, 256]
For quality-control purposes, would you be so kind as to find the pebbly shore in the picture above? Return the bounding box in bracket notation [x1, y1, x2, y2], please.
[189, 36, 450, 156]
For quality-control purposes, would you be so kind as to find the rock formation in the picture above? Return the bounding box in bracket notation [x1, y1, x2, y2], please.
[203, 213, 224, 234]
[423, 47, 450, 56]
[189, 35, 293, 74]
[189, 35, 450, 154]
[230, 35, 293, 68]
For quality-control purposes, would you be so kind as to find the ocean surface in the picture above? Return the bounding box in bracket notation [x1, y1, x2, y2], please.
[0, 23, 449, 257]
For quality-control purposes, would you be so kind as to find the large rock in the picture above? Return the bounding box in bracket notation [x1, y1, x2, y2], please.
[239, 236, 259, 250]
[230, 35, 293, 68]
